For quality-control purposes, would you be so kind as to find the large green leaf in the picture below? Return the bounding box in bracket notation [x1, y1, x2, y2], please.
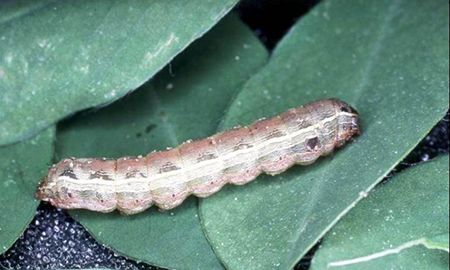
[310, 155, 449, 270]
[0, 0, 239, 146]
[0, 127, 54, 254]
[54, 15, 268, 270]
[199, 0, 449, 269]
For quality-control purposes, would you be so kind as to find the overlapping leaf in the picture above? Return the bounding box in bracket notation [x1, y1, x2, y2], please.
[199, 0, 449, 269]
[0, 0, 239, 146]
[54, 15, 268, 270]
[310, 155, 449, 270]
[0, 127, 54, 254]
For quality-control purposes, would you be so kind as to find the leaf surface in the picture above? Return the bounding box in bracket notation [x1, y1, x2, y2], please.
[0, 0, 239, 146]
[199, 0, 449, 269]
[310, 155, 449, 270]
[0, 127, 54, 254]
[54, 15, 268, 270]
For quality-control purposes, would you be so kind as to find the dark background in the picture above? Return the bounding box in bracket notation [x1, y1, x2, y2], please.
[1, 1, 448, 269]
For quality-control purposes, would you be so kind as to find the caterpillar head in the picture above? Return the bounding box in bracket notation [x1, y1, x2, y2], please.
[333, 99, 360, 147]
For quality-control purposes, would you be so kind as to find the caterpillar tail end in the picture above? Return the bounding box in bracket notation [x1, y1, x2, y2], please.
[35, 176, 51, 202]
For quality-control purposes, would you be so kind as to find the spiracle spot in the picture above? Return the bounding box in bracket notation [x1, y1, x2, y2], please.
[306, 137, 320, 151]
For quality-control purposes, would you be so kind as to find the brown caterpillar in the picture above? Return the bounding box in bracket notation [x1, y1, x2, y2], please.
[35, 98, 360, 215]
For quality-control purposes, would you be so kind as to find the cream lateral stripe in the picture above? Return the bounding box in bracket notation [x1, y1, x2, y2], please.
[61, 112, 349, 188]
[63, 112, 343, 187]
[277, 114, 293, 150]
[114, 159, 118, 201]
[145, 154, 150, 185]
[176, 146, 188, 188]
[305, 104, 323, 144]
[210, 135, 224, 181]
[332, 100, 340, 144]
[246, 126, 258, 165]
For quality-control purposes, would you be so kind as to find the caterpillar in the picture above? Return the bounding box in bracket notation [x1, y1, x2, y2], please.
[35, 98, 360, 215]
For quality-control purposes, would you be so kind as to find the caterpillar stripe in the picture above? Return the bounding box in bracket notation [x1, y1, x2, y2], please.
[35, 98, 360, 215]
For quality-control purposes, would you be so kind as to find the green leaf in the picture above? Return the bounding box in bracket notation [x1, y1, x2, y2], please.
[54, 15, 268, 270]
[310, 155, 449, 270]
[0, 127, 54, 254]
[0, 0, 239, 146]
[199, 0, 449, 269]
